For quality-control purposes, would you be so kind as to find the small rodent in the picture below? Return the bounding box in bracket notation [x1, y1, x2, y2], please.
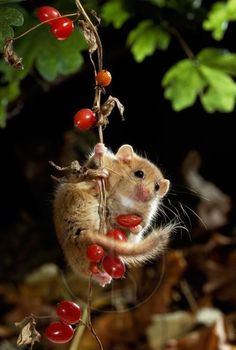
[51, 143, 175, 286]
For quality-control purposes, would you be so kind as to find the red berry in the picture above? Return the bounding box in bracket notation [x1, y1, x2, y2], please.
[87, 244, 104, 263]
[45, 322, 74, 343]
[74, 108, 96, 130]
[96, 69, 112, 87]
[50, 17, 74, 40]
[36, 6, 61, 25]
[56, 300, 81, 324]
[107, 229, 127, 241]
[102, 255, 126, 279]
[116, 214, 142, 228]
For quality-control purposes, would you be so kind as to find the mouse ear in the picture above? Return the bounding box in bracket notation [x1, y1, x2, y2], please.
[159, 179, 170, 198]
[116, 145, 134, 164]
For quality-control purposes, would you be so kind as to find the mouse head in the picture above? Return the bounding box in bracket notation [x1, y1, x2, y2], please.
[114, 145, 170, 203]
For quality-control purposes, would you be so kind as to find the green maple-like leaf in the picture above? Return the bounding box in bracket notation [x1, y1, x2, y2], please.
[0, 6, 24, 49]
[101, 0, 130, 29]
[35, 27, 86, 81]
[127, 20, 170, 62]
[199, 65, 236, 113]
[197, 48, 236, 76]
[162, 59, 206, 111]
[0, 17, 87, 126]
[162, 54, 236, 113]
[203, 0, 236, 40]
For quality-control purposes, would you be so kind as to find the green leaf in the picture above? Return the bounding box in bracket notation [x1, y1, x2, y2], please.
[0, 7, 24, 49]
[0, 80, 20, 127]
[162, 59, 206, 111]
[35, 27, 86, 81]
[197, 48, 236, 76]
[203, 0, 236, 40]
[101, 0, 130, 29]
[199, 65, 236, 112]
[0, 0, 25, 4]
[127, 20, 170, 62]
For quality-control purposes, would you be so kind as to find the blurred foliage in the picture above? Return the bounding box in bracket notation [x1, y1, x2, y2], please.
[1, 0, 236, 126]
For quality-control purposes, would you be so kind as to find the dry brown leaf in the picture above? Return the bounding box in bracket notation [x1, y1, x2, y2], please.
[96, 95, 125, 127]
[181, 150, 231, 230]
[78, 20, 97, 53]
[3, 38, 23, 70]
[15, 316, 41, 347]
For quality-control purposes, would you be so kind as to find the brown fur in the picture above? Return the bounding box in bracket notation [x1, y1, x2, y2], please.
[53, 144, 175, 280]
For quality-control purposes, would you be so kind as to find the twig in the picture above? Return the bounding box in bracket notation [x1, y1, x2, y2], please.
[13, 13, 78, 41]
[69, 307, 88, 350]
[86, 274, 104, 350]
[180, 279, 198, 314]
[168, 26, 195, 59]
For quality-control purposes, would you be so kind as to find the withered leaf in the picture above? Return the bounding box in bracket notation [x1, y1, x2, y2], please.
[78, 20, 97, 53]
[98, 95, 125, 126]
[90, 9, 101, 25]
[15, 316, 41, 347]
[3, 38, 23, 70]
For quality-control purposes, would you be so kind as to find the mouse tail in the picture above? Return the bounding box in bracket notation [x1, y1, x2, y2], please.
[79, 223, 176, 265]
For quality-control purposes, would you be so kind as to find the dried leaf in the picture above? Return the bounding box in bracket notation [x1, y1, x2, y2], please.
[3, 38, 23, 70]
[181, 150, 231, 230]
[98, 95, 125, 126]
[15, 316, 41, 347]
[78, 20, 97, 53]
[90, 9, 101, 25]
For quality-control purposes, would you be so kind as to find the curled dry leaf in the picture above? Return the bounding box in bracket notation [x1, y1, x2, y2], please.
[78, 20, 97, 53]
[89, 9, 101, 25]
[15, 316, 41, 347]
[3, 38, 23, 70]
[97, 95, 125, 126]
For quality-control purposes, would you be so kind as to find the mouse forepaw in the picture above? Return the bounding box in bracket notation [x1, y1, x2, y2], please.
[94, 143, 107, 157]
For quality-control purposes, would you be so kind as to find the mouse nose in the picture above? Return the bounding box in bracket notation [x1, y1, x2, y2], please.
[134, 184, 151, 202]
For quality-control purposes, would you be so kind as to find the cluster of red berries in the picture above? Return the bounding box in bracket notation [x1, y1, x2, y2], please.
[36, 6, 74, 40]
[73, 69, 112, 130]
[44, 300, 81, 344]
[87, 214, 142, 279]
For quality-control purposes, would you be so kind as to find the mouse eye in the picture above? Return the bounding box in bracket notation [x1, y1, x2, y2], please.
[155, 183, 160, 191]
[134, 170, 144, 179]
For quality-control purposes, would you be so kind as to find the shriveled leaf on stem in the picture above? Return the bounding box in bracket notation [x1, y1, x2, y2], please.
[79, 19, 97, 53]
[97, 95, 124, 127]
[3, 38, 23, 70]
[15, 316, 41, 347]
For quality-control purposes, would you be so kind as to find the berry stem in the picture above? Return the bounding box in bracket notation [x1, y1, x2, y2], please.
[74, 1, 107, 236]
[86, 274, 104, 350]
[13, 13, 78, 41]
[75, 0, 103, 70]
[69, 307, 88, 350]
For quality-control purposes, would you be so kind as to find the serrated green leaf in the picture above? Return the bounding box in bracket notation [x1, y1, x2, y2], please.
[197, 48, 236, 76]
[162, 59, 206, 111]
[0, 81, 20, 127]
[0, 7, 24, 49]
[199, 65, 236, 112]
[203, 0, 236, 40]
[35, 27, 85, 81]
[127, 20, 170, 62]
[101, 0, 130, 29]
